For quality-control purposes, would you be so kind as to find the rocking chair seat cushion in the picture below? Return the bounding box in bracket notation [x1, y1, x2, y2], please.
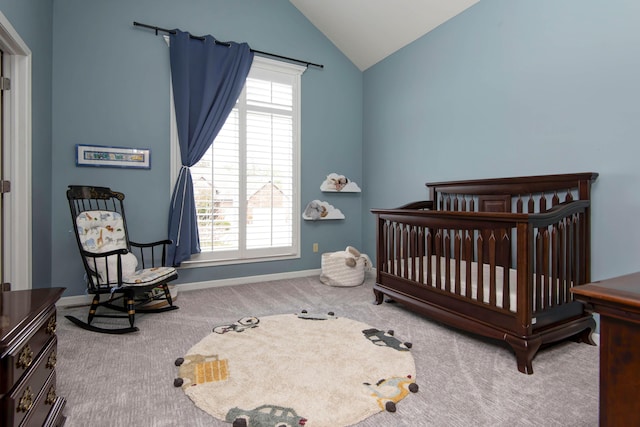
[122, 266, 177, 287]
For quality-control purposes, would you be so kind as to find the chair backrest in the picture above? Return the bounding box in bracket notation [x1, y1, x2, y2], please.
[67, 186, 132, 289]
[76, 210, 127, 253]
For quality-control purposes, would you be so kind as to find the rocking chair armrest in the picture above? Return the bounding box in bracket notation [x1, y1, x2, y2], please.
[130, 239, 172, 249]
[80, 247, 129, 258]
[129, 239, 173, 268]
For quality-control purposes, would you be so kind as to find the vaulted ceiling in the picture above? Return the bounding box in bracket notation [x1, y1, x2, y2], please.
[289, 0, 480, 71]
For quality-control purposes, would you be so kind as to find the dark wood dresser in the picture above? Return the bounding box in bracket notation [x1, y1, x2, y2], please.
[571, 272, 640, 427]
[0, 288, 66, 427]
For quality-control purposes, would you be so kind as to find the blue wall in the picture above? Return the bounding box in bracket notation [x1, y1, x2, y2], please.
[49, 0, 362, 296]
[362, 0, 640, 282]
[2, 0, 638, 296]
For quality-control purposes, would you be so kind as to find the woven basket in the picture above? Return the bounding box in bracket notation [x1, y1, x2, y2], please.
[320, 252, 367, 287]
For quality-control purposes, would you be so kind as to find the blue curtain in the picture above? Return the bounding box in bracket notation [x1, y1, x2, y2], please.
[167, 29, 254, 266]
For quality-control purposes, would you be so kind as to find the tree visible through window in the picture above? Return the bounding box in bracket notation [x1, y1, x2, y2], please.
[180, 57, 303, 264]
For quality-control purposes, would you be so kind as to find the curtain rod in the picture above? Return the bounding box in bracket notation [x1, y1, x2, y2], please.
[133, 21, 324, 69]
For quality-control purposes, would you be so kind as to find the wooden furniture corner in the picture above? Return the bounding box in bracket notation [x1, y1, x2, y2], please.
[1, 287, 66, 427]
[571, 272, 640, 427]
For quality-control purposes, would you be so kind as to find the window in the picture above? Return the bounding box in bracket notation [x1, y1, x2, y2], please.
[171, 56, 304, 266]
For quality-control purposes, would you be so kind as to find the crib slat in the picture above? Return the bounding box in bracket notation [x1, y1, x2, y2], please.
[489, 232, 496, 307]
[565, 189, 574, 202]
[572, 214, 581, 287]
[410, 226, 415, 279]
[426, 230, 432, 286]
[579, 212, 587, 286]
[551, 225, 559, 307]
[502, 232, 510, 311]
[528, 195, 535, 213]
[565, 217, 573, 298]
[435, 230, 442, 289]
[444, 233, 451, 291]
[418, 227, 425, 284]
[535, 230, 543, 312]
[389, 223, 401, 275]
[443, 195, 451, 210]
[559, 221, 567, 303]
[542, 228, 550, 309]
[454, 232, 461, 295]
[477, 234, 484, 303]
[382, 221, 389, 274]
[400, 224, 411, 279]
[465, 231, 473, 299]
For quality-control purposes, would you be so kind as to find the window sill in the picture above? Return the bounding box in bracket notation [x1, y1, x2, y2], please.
[178, 252, 300, 269]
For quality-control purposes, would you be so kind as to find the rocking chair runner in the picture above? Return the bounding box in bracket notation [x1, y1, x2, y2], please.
[66, 185, 179, 334]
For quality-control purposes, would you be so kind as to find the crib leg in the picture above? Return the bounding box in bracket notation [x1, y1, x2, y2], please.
[373, 288, 384, 305]
[505, 335, 542, 375]
[575, 316, 597, 346]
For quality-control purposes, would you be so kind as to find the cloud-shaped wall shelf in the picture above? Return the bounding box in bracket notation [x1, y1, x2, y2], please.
[320, 173, 361, 192]
[302, 200, 345, 220]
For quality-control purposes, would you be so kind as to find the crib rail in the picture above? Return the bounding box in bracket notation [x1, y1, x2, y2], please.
[372, 200, 591, 331]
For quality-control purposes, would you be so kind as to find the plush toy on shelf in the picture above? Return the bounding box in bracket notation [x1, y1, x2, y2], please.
[302, 200, 345, 220]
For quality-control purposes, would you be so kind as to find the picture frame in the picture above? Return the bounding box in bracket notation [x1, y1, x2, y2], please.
[75, 144, 151, 169]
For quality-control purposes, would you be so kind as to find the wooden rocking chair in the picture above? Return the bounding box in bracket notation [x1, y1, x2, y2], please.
[66, 185, 178, 334]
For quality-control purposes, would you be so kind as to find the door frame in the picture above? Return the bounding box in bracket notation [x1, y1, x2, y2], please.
[0, 12, 32, 291]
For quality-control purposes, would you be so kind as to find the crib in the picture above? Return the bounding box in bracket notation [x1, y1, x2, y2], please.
[371, 172, 598, 374]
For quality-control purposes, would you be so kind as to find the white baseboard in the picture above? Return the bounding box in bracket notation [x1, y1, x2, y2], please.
[57, 269, 321, 307]
[178, 268, 321, 292]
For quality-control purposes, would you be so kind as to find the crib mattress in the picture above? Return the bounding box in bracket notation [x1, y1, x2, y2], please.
[393, 256, 518, 312]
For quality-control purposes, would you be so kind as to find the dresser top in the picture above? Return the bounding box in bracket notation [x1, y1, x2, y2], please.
[0, 288, 65, 350]
[571, 272, 640, 313]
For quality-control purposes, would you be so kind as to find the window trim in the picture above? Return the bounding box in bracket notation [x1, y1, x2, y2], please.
[169, 56, 305, 268]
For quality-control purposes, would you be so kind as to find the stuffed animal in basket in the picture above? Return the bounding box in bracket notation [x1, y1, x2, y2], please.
[320, 246, 371, 287]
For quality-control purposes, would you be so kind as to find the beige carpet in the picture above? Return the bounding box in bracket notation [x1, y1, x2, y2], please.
[176, 313, 416, 426]
[55, 276, 599, 426]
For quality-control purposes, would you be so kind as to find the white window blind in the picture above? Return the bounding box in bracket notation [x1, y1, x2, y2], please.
[173, 57, 304, 266]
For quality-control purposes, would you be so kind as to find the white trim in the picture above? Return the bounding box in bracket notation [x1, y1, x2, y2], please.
[0, 12, 32, 290]
[177, 268, 319, 292]
[252, 55, 306, 75]
[55, 268, 321, 307]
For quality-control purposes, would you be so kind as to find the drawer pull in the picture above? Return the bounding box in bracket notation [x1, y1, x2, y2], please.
[46, 315, 57, 335]
[16, 344, 33, 369]
[17, 386, 34, 412]
[45, 385, 57, 405]
[46, 350, 57, 369]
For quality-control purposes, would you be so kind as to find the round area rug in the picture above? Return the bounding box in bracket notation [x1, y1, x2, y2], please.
[174, 312, 417, 427]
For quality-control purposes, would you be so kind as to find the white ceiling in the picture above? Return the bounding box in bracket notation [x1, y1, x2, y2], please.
[289, 0, 480, 71]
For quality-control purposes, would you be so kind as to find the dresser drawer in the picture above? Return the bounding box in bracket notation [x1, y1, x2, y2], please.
[17, 370, 60, 427]
[1, 336, 58, 427]
[0, 307, 58, 395]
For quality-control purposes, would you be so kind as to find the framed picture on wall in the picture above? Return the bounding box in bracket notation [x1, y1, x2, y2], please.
[75, 144, 151, 169]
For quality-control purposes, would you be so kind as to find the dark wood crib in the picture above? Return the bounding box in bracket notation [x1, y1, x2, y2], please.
[371, 172, 598, 374]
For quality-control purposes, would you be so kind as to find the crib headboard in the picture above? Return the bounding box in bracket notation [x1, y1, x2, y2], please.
[425, 172, 599, 268]
[427, 172, 599, 214]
